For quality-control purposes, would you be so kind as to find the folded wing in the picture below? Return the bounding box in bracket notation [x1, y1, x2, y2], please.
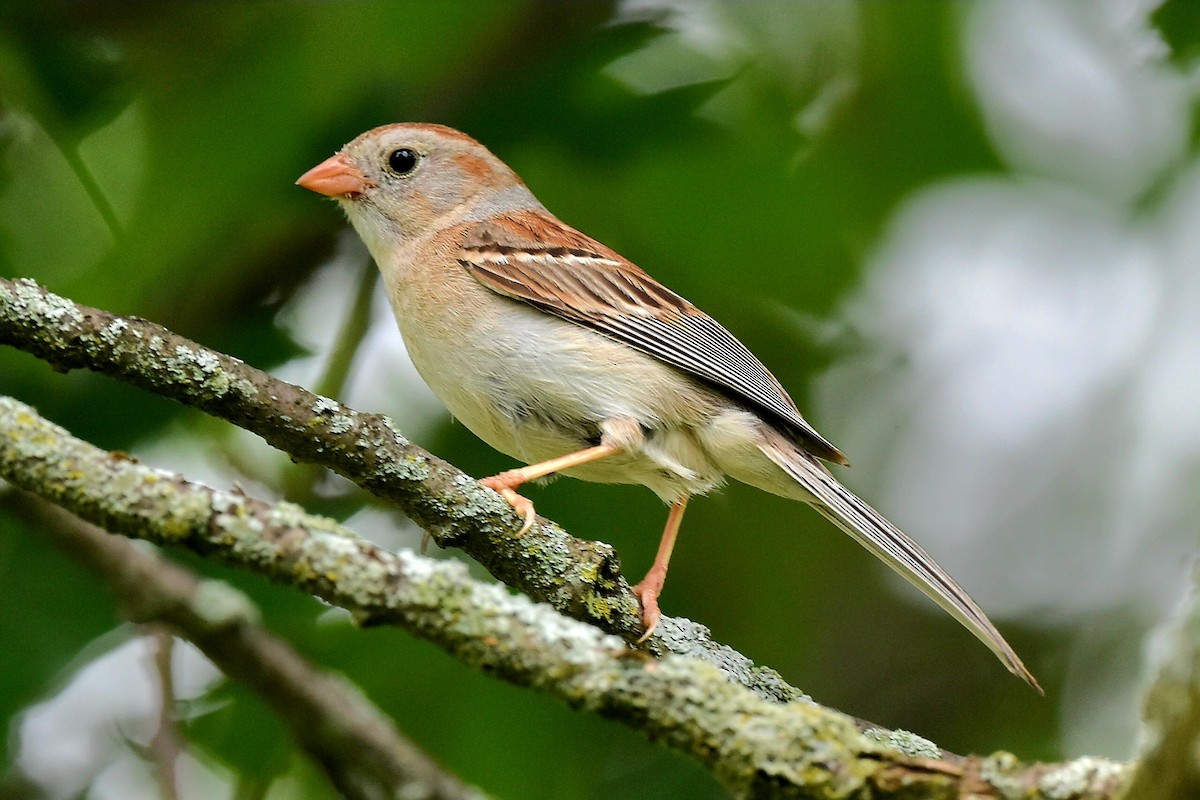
[458, 212, 847, 465]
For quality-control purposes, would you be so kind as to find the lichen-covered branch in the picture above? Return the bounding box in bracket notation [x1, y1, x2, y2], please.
[13, 498, 488, 800]
[0, 396, 1131, 800]
[0, 276, 797, 703]
[0, 276, 629, 622]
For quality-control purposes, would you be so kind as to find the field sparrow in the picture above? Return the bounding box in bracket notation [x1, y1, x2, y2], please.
[298, 123, 1040, 691]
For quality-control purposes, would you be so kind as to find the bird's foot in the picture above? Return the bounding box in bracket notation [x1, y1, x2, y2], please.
[480, 475, 536, 535]
[632, 571, 666, 643]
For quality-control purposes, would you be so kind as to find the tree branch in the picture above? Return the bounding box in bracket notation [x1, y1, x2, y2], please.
[9, 496, 490, 800]
[0, 276, 799, 704]
[147, 628, 182, 800]
[0, 396, 1131, 799]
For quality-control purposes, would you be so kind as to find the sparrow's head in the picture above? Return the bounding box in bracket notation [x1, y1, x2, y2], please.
[297, 123, 540, 254]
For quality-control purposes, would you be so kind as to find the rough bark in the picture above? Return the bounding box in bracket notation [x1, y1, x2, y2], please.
[0, 395, 1132, 800]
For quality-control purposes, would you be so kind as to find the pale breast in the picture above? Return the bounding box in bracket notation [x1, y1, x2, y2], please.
[385, 262, 729, 500]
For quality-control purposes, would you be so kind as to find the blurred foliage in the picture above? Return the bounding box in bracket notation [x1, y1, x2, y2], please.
[2, 1, 1198, 798]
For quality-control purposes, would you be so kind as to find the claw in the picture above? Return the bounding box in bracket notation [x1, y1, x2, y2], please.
[480, 476, 537, 535]
[630, 498, 688, 644]
[632, 577, 663, 643]
[500, 487, 536, 535]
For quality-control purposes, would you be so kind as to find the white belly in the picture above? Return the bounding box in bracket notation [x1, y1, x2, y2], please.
[389, 286, 727, 501]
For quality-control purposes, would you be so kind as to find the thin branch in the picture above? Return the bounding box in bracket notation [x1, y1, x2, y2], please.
[314, 259, 377, 402]
[147, 628, 182, 800]
[0, 396, 1130, 800]
[0, 276, 800, 704]
[10, 495, 491, 800]
[283, 258, 377, 503]
[48, 133, 123, 239]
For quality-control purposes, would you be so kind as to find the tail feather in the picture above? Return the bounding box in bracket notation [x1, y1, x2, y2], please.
[760, 437, 1042, 693]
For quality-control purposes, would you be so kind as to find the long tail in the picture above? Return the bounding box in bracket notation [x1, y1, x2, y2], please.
[759, 435, 1042, 693]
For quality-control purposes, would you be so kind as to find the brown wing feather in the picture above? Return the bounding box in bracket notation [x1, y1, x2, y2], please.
[459, 212, 848, 465]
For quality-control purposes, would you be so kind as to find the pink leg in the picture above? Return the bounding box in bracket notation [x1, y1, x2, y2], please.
[633, 497, 690, 642]
[480, 443, 622, 535]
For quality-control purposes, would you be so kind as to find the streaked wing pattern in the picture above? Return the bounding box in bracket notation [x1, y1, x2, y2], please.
[459, 215, 847, 464]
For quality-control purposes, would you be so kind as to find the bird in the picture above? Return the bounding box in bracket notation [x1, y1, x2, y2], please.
[297, 122, 1040, 691]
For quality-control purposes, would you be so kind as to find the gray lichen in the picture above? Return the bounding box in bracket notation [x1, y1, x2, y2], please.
[7, 277, 85, 331]
[979, 751, 1025, 798]
[861, 727, 940, 759]
[0, 279, 1148, 800]
[1039, 757, 1129, 799]
[0, 393, 1144, 799]
[1, 396, 886, 798]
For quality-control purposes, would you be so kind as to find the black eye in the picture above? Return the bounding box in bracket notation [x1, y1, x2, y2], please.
[387, 148, 418, 175]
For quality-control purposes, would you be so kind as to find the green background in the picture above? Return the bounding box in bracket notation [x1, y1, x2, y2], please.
[3, 2, 1198, 797]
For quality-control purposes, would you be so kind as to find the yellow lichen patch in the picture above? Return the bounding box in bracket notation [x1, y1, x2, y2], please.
[160, 518, 193, 540]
